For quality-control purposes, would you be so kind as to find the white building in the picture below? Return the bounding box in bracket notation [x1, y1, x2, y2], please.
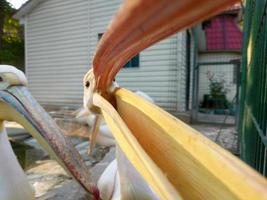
[14, 0, 191, 116]
[195, 6, 242, 104]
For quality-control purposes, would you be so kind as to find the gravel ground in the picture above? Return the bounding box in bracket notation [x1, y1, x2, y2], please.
[5, 119, 238, 199]
[192, 124, 239, 155]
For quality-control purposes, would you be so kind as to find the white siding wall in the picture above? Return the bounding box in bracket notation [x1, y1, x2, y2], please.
[26, 0, 90, 106]
[89, 0, 187, 113]
[198, 52, 241, 103]
[24, 0, 187, 113]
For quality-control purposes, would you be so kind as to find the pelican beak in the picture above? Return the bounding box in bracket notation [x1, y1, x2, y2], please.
[0, 86, 100, 199]
[75, 107, 90, 118]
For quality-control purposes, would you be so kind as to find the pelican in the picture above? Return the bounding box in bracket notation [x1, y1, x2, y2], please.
[77, 83, 158, 199]
[76, 86, 155, 153]
[97, 148, 160, 200]
[81, 70, 163, 199]
[0, 65, 99, 200]
[77, 85, 157, 199]
[80, 0, 267, 199]
[75, 107, 115, 150]
[79, 69, 120, 155]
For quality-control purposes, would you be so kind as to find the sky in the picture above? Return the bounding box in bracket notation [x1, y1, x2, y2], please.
[7, 0, 28, 9]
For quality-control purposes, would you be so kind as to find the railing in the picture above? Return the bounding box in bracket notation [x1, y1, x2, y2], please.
[239, 0, 267, 175]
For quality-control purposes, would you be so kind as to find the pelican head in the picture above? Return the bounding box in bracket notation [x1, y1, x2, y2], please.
[83, 68, 100, 115]
[83, 68, 118, 114]
[0, 65, 99, 199]
[82, 68, 119, 154]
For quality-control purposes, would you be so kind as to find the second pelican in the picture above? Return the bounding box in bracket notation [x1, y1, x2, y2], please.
[0, 65, 100, 200]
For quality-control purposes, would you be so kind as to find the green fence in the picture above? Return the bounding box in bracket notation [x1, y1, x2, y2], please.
[239, 0, 267, 175]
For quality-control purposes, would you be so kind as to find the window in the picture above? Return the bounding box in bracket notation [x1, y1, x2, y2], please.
[123, 54, 140, 68]
[98, 33, 139, 68]
[98, 33, 104, 41]
[231, 59, 241, 84]
[202, 20, 211, 29]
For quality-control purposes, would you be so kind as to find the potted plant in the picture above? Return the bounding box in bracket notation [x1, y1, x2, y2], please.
[201, 71, 230, 114]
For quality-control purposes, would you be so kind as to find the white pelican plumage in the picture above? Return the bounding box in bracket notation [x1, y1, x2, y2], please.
[81, 71, 160, 199]
[97, 147, 160, 200]
[75, 110, 116, 148]
[76, 79, 159, 198]
[0, 65, 100, 200]
[76, 82, 155, 153]
[0, 123, 34, 199]
[95, 91, 157, 199]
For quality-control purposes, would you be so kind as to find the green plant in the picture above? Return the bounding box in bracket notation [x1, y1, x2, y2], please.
[0, 0, 24, 71]
[206, 71, 229, 98]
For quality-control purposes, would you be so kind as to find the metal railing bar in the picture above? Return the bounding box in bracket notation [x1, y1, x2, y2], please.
[246, 103, 267, 147]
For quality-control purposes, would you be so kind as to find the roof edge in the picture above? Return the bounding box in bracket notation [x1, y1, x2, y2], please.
[13, 0, 44, 19]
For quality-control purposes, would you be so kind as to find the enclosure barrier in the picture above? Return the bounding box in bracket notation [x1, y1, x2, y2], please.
[239, 0, 267, 175]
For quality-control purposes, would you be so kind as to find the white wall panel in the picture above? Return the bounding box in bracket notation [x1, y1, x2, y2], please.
[24, 0, 188, 114]
[25, 0, 90, 106]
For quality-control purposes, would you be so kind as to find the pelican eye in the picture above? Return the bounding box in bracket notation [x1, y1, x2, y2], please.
[85, 81, 90, 88]
[0, 76, 2, 82]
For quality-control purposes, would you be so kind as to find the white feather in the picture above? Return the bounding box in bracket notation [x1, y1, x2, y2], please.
[0, 125, 34, 200]
[135, 90, 155, 103]
[0, 65, 27, 89]
[97, 159, 119, 200]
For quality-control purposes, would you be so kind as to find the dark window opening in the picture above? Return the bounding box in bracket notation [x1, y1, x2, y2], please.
[230, 59, 241, 84]
[98, 32, 139, 68]
[124, 54, 140, 68]
[98, 33, 104, 40]
[202, 20, 211, 29]
[233, 65, 237, 84]
[185, 30, 191, 110]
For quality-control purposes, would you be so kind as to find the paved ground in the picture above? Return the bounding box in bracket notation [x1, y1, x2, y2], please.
[192, 124, 238, 155]
[196, 113, 236, 125]
[5, 118, 238, 199]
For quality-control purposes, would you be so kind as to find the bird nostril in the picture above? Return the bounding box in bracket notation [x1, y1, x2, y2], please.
[85, 81, 90, 88]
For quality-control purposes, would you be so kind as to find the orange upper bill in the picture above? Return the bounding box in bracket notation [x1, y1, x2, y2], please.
[92, 0, 239, 92]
